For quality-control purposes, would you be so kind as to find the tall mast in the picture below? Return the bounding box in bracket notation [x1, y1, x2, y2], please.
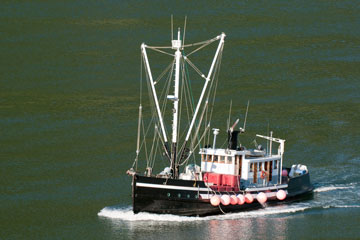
[170, 28, 182, 178]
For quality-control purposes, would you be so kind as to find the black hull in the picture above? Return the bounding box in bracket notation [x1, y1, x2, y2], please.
[132, 173, 313, 217]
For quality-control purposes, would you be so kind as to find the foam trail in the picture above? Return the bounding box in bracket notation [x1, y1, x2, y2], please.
[314, 184, 355, 193]
[324, 205, 360, 209]
[98, 204, 313, 222]
[98, 206, 201, 222]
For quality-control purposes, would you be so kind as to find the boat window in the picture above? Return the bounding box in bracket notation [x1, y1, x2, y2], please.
[258, 163, 261, 172]
[219, 156, 225, 163]
[213, 155, 218, 163]
[206, 155, 211, 161]
[265, 161, 269, 171]
[227, 156, 232, 164]
[201, 154, 205, 161]
[250, 163, 253, 172]
[273, 160, 278, 169]
[237, 155, 242, 177]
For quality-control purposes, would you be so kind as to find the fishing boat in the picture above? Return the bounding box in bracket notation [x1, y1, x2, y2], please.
[126, 22, 313, 216]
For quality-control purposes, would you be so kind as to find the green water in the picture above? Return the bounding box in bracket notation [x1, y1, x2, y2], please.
[1, 1, 360, 239]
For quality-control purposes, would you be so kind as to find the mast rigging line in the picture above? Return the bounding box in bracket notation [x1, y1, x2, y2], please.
[144, 34, 221, 50]
[141, 49, 178, 164]
[186, 40, 213, 57]
[179, 123, 211, 167]
[178, 43, 223, 165]
[147, 124, 158, 169]
[147, 46, 175, 57]
[154, 60, 175, 85]
[136, 32, 226, 175]
[184, 33, 225, 143]
[145, 38, 219, 59]
[141, 44, 169, 145]
[177, 41, 224, 165]
[179, 100, 209, 163]
[184, 57, 206, 78]
[141, 56, 172, 161]
[133, 51, 144, 170]
[151, 54, 176, 162]
[204, 43, 224, 133]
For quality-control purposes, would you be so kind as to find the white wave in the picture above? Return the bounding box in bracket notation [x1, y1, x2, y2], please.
[314, 184, 356, 193]
[98, 206, 201, 222]
[97, 204, 312, 222]
[205, 205, 310, 220]
[328, 205, 360, 209]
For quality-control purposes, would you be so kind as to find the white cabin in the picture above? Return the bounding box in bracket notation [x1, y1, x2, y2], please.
[199, 133, 285, 187]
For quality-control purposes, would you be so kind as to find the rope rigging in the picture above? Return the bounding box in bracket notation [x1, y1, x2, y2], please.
[134, 33, 225, 175]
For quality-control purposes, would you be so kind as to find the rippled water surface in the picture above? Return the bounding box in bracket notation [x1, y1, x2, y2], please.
[1, 0, 360, 239]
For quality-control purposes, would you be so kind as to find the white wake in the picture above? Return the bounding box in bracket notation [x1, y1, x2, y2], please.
[314, 184, 356, 193]
[98, 182, 360, 222]
[97, 204, 311, 222]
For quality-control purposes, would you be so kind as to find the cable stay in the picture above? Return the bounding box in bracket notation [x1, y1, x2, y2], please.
[134, 24, 226, 178]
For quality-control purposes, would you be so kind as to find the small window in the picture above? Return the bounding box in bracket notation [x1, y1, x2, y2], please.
[227, 156, 232, 164]
[250, 163, 253, 172]
[201, 154, 205, 161]
[258, 163, 261, 172]
[274, 160, 278, 169]
[219, 156, 225, 163]
[206, 155, 211, 161]
[213, 155, 218, 162]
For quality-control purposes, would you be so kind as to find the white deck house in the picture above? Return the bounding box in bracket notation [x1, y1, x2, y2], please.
[200, 134, 285, 186]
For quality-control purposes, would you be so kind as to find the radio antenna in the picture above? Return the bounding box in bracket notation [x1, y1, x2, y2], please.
[227, 100, 232, 130]
[171, 15, 174, 41]
[240, 100, 250, 133]
[182, 16, 187, 47]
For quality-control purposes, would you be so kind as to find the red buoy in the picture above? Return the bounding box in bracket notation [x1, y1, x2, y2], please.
[210, 195, 221, 206]
[276, 190, 287, 201]
[221, 195, 231, 205]
[257, 192, 267, 204]
[237, 194, 245, 205]
[230, 195, 238, 205]
[244, 193, 254, 204]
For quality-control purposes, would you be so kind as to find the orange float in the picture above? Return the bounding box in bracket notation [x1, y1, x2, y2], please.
[230, 195, 238, 205]
[237, 194, 245, 205]
[276, 190, 287, 201]
[220, 195, 231, 205]
[244, 193, 254, 204]
[257, 192, 267, 204]
[210, 195, 221, 206]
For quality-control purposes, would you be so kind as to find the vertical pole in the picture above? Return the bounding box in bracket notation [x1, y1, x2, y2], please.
[269, 131, 273, 156]
[279, 140, 285, 184]
[172, 29, 181, 144]
[135, 104, 142, 170]
[171, 29, 182, 178]
[171, 15, 173, 41]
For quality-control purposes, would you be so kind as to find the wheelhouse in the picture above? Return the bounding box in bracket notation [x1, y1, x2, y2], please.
[199, 131, 286, 189]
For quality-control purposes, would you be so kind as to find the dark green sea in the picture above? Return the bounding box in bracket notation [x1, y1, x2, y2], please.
[1, 1, 360, 239]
